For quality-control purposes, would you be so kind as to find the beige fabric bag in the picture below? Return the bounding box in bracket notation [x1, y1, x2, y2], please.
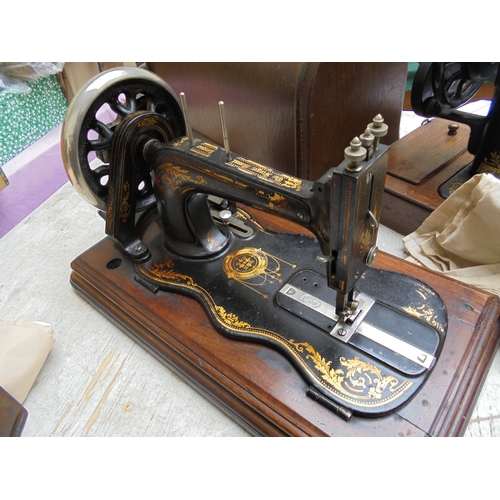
[403, 173, 500, 297]
[0, 321, 55, 403]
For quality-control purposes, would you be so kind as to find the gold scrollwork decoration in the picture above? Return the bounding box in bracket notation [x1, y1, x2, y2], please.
[155, 163, 208, 195]
[257, 191, 292, 211]
[120, 181, 131, 222]
[172, 137, 188, 147]
[214, 306, 251, 329]
[289, 341, 412, 403]
[148, 260, 195, 287]
[477, 151, 500, 178]
[141, 260, 250, 330]
[137, 117, 158, 128]
[402, 304, 444, 333]
[139, 258, 413, 408]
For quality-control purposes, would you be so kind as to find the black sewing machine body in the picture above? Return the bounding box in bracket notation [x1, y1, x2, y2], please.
[61, 66, 449, 424]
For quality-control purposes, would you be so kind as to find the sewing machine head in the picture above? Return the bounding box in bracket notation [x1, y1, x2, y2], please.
[61, 66, 448, 419]
[62, 66, 386, 321]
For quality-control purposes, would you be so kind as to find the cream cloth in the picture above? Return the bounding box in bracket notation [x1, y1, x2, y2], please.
[0, 321, 55, 403]
[403, 173, 500, 297]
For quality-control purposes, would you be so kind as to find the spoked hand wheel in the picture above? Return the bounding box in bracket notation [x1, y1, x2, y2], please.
[432, 62, 486, 109]
[411, 62, 496, 116]
[61, 66, 186, 212]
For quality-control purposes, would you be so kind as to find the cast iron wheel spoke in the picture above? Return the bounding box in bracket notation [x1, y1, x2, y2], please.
[88, 137, 111, 151]
[109, 92, 137, 116]
[92, 165, 110, 177]
[93, 120, 114, 141]
[147, 98, 157, 113]
[87, 120, 114, 150]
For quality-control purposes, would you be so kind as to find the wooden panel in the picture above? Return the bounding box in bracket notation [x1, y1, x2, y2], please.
[147, 62, 302, 177]
[387, 118, 470, 184]
[305, 62, 407, 180]
[0, 387, 27, 437]
[382, 118, 475, 235]
[147, 62, 407, 179]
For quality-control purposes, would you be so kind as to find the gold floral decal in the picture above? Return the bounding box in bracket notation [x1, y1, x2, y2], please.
[214, 306, 251, 328]
[172, 137, 188, 147]
[106, 181, 115, 231]
[256, 191, 292, 211]
[137, 117, 158, 128]
[139, 260, 413, 407]
[119, 181, 131, 222]
[358, 227, 374, 258]
[402, 304, 444, 333]
[449, 181, 464, 195]
[289, 341, 411, 402]
[147, 260, 194, 286]
[155, 163, 208, 195]
[478, 150, 500, 178]
[142, 260, 250, 329]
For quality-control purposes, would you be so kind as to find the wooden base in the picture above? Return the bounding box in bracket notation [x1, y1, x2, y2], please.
[70, 212, 500, 436]
[0, 387, 27, 437]
[382, 118, 473, 235]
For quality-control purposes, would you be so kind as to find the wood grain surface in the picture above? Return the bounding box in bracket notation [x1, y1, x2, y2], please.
[382, 118, 474, 234]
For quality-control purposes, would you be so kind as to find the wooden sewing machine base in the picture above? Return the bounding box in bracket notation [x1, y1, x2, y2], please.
[70, 212, 500, 436]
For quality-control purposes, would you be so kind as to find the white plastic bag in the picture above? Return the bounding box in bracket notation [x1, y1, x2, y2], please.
[0, 62, 64, 94]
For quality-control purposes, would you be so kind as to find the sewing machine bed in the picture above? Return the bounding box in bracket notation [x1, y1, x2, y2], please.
[70, 210, 500, 437]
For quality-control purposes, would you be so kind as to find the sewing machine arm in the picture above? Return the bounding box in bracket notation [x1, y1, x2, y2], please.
[104, 114, 388, 320]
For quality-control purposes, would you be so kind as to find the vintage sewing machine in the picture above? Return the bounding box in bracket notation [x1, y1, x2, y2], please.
[382, 62, 499, 234]
[61, 66, 500, 436]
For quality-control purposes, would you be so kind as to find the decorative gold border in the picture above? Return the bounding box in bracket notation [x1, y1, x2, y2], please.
[227, 157, 303, 192]
[191, 142, 218, 158]
[138, 258, 414, 408]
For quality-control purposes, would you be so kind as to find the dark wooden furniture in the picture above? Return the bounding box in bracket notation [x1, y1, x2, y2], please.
[382, 118, 473, 234]
[0, 387, 27, 437]
[70, 210, 500, 436]
[147, 62, 407, 180]
[403, 83, 495, 111]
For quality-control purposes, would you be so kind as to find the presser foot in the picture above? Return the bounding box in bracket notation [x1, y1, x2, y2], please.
[134, 210, 447, 419]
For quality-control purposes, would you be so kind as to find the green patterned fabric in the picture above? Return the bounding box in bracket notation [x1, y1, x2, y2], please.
[0, 74, 68, 166]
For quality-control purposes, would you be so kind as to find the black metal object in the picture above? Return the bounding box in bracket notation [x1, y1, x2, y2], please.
[142, 135, 388, 322]
[412, 62, 500, 197]
[74, 76, 185, 211]
[66, 68, 450, 420]
[104, 112, 179, 262]
[135, 210, 447, 417]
